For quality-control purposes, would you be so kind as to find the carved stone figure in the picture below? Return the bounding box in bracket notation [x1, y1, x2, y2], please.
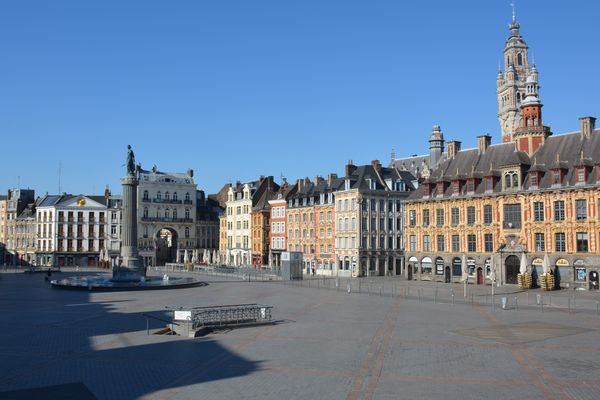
[126, 145, 136, 175]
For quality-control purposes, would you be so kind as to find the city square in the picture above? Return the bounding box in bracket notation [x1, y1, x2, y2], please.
[1, 1, 600, 399]
[0, 269, 599, 399]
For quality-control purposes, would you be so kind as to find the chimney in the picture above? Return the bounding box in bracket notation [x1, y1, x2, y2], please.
[447, 140, 461, 159]
[304, 177, 310, 186]
[313, 176, 321, 186]
[371, 159, 382, 174]
[477, 134, 492, 154]
[580, 116, 596, 138]
[104, 185, 111, 199]
[345, 160, 357, 177]
[187, 168, 194, 177]
[327, 173, 338, 185]
[296, 178, 304, 190]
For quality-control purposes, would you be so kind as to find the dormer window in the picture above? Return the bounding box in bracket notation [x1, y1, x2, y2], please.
[320, 194, 325, 204]
[577, 167, 586, 184]
[529, 172, 539, 187]
[485, 177, 494, 192]
[452, 180, 460, 194]
[436, 182, 445, 196]
[552, 169, 562, 185]
[466, 179, 475, 193]
[422, 184, 430, 196]
[503, 170, 520, 191]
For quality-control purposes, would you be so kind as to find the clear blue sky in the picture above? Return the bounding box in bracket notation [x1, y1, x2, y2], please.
[1, 0, 598, 196]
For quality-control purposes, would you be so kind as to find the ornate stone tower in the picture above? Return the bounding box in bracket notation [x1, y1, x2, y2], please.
[428, 125, 444, 168]
[513, 70, 551, 155]
[497, 10, 537, 143]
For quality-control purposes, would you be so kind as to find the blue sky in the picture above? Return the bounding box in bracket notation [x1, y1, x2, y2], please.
[1, 0, 598, 196]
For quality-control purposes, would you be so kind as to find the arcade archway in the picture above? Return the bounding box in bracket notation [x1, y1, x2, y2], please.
[156, 228, 178, 266]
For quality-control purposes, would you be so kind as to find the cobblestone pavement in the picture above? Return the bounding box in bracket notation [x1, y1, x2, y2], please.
[0, 270, 599, 400]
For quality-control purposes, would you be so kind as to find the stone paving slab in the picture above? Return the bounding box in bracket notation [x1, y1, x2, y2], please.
[1, 271, 600, 400]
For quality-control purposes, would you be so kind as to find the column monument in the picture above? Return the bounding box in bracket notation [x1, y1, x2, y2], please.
[113, 144, 145, 281]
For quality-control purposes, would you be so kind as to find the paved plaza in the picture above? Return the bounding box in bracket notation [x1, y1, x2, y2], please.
[0, 270, 599, 400]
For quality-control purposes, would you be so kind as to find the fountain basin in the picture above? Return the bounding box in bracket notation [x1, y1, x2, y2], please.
[50, 273, 205, 291]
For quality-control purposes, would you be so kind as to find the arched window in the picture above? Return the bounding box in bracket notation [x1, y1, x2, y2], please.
[143, 190, 149, 200]
[517, 53, 522, 66]
[173, 192, 178, 201]
[173, 209, 177, 219]
[165, 208, 169, 219]
[512, 173, 519, 188]
[505, 174, 511, 188]
[185, 227, 190, 238]
[143, 207, 148, 218]
[156, 191, 162, 200]
[185, 209, 190, 220]
[156, 208, 160, 218]
[351, 217, 356, 230]
[165, 191, 170, 200]
[185, 192, 190, 202]
[344, 218, 349, 231]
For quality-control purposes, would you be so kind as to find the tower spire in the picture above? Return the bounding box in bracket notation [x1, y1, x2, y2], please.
[511, 1, 516, 22]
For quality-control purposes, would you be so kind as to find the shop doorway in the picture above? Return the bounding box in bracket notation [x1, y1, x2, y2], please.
[476, 267, 484, 285]
[505, 255, 519, 284]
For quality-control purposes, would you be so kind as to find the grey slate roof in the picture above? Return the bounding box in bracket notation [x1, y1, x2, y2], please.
[408, 128, 600, 201]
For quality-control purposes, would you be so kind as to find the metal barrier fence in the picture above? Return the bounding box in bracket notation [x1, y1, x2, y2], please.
[188, 303, 273, 329]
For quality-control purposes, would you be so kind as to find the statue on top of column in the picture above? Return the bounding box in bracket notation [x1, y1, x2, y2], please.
[126, 145, 136, 176]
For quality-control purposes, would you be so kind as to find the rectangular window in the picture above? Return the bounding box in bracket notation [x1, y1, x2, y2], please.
[483, 205, 492, 225]
[436, 208, 444, 226]
[485, 177, 493, 192]
[533, 202, 544, 222]
[577, 168, 585, 183]
[484, 233, 493, 252]
[452, 235, 460, 252]
[555, 232, 566, 252]
[552, 170, 561, 185]
[466, 179, 474, 193]
[576, 232, 588, 252]
[467, 206, 475, 225]
[535, 233, 545, 252]
[467, 234, 476, 252]
[503, 204, 522, 229]
[452, 181, 459, 194]
[576, 199, 587, 220]
[437, 235, 445, 252]
[451, 207, 460, 225]
[530, 173, 538, 187]
[423, 235, 430, 252]
[554, 200, 565, 221]
[409, 210, 416, 227]
[422, 209, 430, 227]
[409, 235, 416, 252]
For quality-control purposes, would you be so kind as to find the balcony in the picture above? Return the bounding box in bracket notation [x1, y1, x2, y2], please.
[503, 221, 521, 230]
[152, 198, 182, 204]
[141, 216, 193, 223]
[183, 200, 193, 205]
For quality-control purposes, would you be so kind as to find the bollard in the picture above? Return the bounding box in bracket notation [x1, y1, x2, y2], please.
[536, 294, 541, 305]
[452, 293, 455, 305]
[501, 296, 507, 310]
[347, 283, 351, 294]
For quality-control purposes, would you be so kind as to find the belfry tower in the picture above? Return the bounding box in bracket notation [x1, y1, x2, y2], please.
[497, 8, 539, 143]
